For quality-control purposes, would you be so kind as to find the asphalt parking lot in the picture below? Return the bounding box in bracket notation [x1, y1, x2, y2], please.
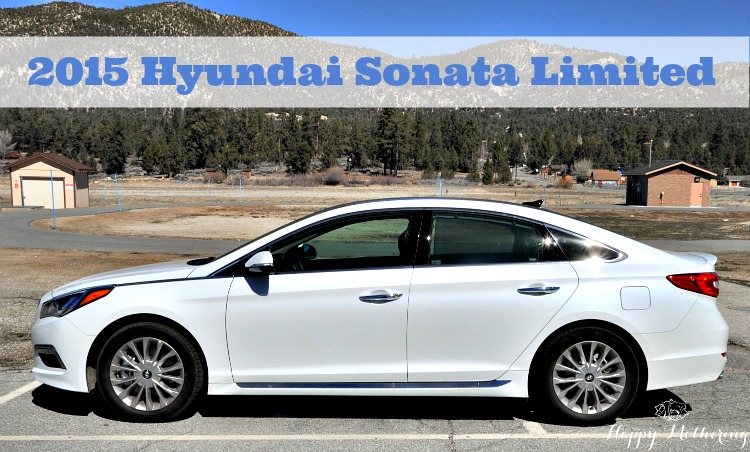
[0, 281, 748, 451]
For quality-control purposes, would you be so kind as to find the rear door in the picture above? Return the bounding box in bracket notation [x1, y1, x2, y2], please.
[407, 210, 579, 382]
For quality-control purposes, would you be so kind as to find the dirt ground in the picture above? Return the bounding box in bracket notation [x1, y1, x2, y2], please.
[33, 205, 323, 241]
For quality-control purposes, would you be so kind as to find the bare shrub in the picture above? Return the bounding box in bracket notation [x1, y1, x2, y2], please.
[421, 166, 437, 179]
[571, 159, 593, 183]
[248, 175, 322, 187]
[203, 173, 227, 184]
[225, 175, 246, 186]
[345, 174, 371, 186]
[323, 166, 345, 186]
[555, 175, 574, 189]
[369, 175, 398, 185]
[246, 170, 407, 187]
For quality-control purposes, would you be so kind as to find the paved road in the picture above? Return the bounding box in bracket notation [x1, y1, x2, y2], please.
[0, 205, 241, 255]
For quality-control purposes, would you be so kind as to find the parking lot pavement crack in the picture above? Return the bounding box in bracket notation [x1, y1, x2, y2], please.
[447, 420, 457, 452]
[138, 429, 200, 451]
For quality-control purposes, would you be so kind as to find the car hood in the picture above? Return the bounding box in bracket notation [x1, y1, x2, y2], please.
[51, 259, 198, 297]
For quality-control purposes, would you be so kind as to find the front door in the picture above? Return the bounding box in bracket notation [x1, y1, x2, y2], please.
[690, 182, 703, 206]
[226, 213, 418, 383]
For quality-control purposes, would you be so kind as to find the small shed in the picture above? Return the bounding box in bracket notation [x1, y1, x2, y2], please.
[623, 160, 716, 207]
[590, 169, 623, 186]
[6, 153, 91, 208]
[727, 175, 750, 187]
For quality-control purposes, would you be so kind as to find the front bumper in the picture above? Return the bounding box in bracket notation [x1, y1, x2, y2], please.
[31, 316, 95, 393]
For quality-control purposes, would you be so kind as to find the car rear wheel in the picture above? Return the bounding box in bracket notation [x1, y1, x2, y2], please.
[96, 322, 204, 422]
[534, 327, 640, 425]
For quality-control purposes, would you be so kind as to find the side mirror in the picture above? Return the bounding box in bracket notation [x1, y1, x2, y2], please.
[245, 251, 275, 273]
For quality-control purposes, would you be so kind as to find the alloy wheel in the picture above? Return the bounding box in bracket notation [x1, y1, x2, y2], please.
[551, 340, 626, 415]
[108, 336, 185, 412]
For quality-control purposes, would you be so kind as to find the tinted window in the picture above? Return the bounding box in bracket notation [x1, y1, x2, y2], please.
[271, 215, 413, 272]
[548, 227, 622, 261]
[428, 213, 545, 265]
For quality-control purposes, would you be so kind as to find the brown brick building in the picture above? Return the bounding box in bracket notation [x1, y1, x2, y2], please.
[623, 161, 715, 207]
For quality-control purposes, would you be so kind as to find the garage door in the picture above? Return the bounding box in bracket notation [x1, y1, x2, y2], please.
[22, 178, 65, 209]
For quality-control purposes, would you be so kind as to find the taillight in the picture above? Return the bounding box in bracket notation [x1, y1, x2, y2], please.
[667, 273, 719, 298]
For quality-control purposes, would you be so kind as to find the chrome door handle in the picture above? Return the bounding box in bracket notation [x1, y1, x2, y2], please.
[359, 291, 403, 303]
[517, 286, 560, 296]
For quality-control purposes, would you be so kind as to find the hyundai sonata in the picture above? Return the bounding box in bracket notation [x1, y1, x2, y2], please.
[31, 198, 727, 424]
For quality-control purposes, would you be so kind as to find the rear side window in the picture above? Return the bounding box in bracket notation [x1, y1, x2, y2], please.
[428, 213, 546, 265]
[548, 227, 623, 261]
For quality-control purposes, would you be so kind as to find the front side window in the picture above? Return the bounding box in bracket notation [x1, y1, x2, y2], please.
[270, 214, 414, 272]
[428, 213, 547, 266]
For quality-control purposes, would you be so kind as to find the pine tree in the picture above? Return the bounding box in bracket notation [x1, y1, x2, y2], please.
[481, 155, 495, 185]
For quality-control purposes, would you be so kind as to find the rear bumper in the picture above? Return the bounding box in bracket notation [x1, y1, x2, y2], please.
[636, 295, 728, 391]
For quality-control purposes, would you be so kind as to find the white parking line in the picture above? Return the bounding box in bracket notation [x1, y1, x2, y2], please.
[0, 432, 720, 441]
[522, 420, 547, 435]
[0, 435, 449, 442]
[0, 381, 41, 406]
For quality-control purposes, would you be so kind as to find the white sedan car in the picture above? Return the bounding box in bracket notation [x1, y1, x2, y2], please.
[31, 198, 727, 424]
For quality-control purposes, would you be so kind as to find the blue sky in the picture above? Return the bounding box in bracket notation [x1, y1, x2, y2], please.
[4, 0, 749, 37]
[3, 1, 748, 61]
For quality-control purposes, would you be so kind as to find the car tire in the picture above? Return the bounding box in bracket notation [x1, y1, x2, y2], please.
[533, 327, 640, 425]
[96, 322, 204, 422]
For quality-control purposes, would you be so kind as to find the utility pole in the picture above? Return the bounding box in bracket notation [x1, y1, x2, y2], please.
[645, 139, 654, 167]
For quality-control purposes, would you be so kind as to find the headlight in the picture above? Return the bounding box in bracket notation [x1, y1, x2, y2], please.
[40, 287, 113, 319]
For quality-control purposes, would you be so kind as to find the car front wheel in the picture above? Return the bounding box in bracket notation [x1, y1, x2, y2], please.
[96, 322, 204, 422]
[535, 327, 640, 425]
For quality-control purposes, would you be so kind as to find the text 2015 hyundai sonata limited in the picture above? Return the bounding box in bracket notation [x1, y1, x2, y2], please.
[31, 198, 727, 424]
